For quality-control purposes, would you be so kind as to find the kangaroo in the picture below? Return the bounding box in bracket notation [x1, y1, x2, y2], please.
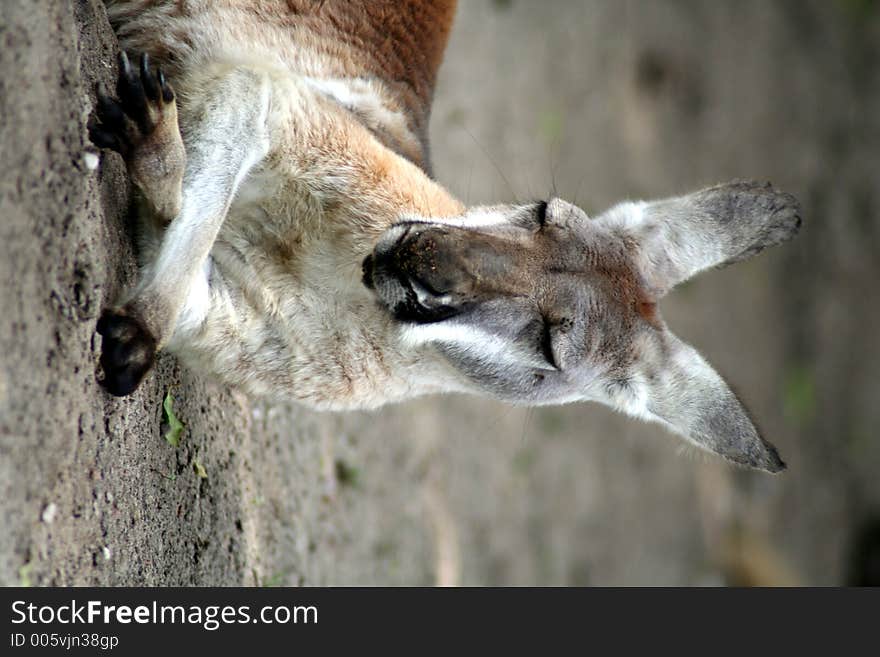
[90, 0, 801, 473]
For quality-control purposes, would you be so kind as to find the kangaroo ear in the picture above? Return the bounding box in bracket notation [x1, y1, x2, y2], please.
[619, 334, 786, 473]
[595, 181, 802, 297]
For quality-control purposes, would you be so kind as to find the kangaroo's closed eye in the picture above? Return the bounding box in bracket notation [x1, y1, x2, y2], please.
[540, 315, 558, 370]
[535, 200, 549, 228]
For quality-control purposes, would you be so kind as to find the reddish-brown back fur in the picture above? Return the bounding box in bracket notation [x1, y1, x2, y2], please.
[285, 0, 457, 146]
[108, 0, 458, 170]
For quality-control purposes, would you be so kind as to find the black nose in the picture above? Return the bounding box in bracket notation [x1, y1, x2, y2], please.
[361, 253, 375, 289]
[395, 230, 466, 296]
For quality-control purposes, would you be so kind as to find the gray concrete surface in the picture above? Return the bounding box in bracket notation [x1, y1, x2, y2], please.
[1, 0, 878, 586]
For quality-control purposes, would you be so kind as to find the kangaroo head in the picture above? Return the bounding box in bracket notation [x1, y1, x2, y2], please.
[364, 183, 801, 473]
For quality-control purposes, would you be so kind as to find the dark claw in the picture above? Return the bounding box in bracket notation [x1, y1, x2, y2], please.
[89, 51, 174, 158]
[97, 310, 157, 397]
[158, 69, 175, 103]
[95, 87, 127, 132]
[140, 52, 160, 101]
[87, 120, 123, 153]
[117, 51, 152, 133]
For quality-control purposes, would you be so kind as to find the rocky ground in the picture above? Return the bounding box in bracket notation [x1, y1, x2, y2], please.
[1, 0, 878, 586]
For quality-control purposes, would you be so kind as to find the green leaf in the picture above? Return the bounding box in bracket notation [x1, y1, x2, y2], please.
[19, 562, 33, 587]
[193, 460, 208, 479]
[151, 468, 176, 483]
[162, 390, 185, 447]
[260, 571, 289, 587]
[334, 459, 361, 488]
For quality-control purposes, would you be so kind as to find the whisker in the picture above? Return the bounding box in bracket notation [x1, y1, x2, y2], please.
[462, 125, 518, 204]
[547, 135, 560, 200]
[455, 401, 518, 447]
[519, 407, 534, 446]
[571, 171, 588, 211]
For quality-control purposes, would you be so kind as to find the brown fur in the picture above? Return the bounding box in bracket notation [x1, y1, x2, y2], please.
[107, 0, 457, 170]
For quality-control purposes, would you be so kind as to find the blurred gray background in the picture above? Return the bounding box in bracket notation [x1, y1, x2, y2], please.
[336, 0, 880, 585]
[2, 0, 878, 586]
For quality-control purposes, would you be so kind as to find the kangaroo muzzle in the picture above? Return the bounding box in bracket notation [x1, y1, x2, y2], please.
[365, 222, 521, 323]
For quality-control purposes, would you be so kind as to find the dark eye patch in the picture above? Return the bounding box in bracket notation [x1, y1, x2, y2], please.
[536, 200, 549, 227]
[539, 315, 558, 369]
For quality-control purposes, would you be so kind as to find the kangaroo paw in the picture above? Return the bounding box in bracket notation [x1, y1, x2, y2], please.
[96, 310, 157, 397]
[89, 51, 185, 222]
